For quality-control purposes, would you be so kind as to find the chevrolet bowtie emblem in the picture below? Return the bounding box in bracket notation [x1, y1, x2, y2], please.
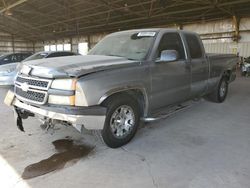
[20, 82, 29, 92]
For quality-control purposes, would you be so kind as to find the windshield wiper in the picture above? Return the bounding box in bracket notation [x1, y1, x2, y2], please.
[106, 54, 136, 61]
[106, 54, 124, 58]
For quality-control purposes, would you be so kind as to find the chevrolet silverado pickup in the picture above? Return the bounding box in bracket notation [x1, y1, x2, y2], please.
[4, 29, 237, 148]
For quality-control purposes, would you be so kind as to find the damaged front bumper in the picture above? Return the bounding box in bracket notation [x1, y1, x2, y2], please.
[5, 90, 106, 132]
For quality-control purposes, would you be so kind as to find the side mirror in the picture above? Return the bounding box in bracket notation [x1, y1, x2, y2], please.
[157, 50, 179, 63]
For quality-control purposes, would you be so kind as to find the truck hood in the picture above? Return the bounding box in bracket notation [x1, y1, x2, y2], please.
[22, 55, 140, 78]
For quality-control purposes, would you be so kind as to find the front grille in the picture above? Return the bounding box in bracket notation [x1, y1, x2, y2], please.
[14, 74, 52, 104]
[15, 87, 46, 103]
[16, 75, 49, 89]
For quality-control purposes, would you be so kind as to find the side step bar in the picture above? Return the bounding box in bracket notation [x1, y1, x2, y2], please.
[142, 99, 201, 122]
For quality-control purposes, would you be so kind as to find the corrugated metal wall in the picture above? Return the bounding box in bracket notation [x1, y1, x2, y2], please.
[203, 43, 237, 54]
[33, 17, 250, 57]
[203, 42, 250, 57]
[239, 43, 250, 57]
[0, 32, 34, 54]
[185, 18, 250, 57]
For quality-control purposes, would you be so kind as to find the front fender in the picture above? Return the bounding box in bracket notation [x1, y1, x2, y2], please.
[75, 65, 150, 114]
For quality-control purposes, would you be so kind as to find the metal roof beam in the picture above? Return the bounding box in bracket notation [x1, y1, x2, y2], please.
[0, 0, 28, 14]
[45, 0, 250, 35]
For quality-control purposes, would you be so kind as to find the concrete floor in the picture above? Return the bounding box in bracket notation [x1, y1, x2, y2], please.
[0, 76, 250, 188]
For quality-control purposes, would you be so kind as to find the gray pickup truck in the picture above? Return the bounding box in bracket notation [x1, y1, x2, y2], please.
[4, 29, 237, 148]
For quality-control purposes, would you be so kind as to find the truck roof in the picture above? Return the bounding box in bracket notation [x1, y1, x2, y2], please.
[109, 28, 198, 36]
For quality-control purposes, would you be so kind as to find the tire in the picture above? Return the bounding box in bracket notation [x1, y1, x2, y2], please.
[206, 76, 228, 103]
[101, 94, 140, 148]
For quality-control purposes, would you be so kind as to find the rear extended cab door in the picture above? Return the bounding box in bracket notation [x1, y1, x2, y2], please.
[183, 33, 209, 97]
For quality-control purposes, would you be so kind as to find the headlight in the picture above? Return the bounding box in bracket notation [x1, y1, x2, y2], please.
[51, 79, 76, 90]
[48, 79, 88, 106]
[48, 95, 75, 106]
[0, 68, 16, 75]
[48, 79, 76, 105]
[0, 68, 16, 74]
[6, 67, 16, 73]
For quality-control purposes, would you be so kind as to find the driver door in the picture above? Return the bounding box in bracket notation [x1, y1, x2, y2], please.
[150, 32, 191, 111]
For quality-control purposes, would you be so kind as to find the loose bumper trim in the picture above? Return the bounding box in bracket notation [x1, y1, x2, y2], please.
[12, 98, 106, 130]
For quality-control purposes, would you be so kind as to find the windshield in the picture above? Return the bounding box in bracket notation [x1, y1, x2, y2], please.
[88, 31, 156, 60]
[23, 52, 48, 62]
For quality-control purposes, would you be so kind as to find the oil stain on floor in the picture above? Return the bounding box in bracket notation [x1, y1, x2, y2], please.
[22, 139, 94, 179]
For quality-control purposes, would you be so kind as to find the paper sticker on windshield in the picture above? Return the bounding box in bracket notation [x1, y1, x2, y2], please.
[137, 32, 156, 37]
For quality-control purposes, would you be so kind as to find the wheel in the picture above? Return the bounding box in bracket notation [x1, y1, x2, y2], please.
[206, 76, 228, 103]
[101, 94, 140, 148]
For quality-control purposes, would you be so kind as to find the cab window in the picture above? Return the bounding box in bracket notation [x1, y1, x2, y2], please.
[157, 33, 185, 60]
[185, 34, 203, 59]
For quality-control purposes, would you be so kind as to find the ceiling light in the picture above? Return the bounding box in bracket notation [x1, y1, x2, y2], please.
[5, 9, 13, 16]
[124, 3, 129, 11]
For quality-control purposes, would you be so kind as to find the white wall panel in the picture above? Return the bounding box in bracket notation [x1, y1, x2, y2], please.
[240, 32, 250, 42]
[204, 42, 250, 57]
[0, 31, 34, 53]
[184, 19, 233, 34]
[204, 42, 238, 54]
[238, 43, 250, 57]
[240, 18, 250, 31]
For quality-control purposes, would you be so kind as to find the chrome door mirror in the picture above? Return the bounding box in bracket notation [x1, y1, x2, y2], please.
[157, 50, 179, 63]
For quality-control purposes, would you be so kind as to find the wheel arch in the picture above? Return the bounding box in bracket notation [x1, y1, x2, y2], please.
[219, 68, 232, 82]
[98, 87, 149, 117]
